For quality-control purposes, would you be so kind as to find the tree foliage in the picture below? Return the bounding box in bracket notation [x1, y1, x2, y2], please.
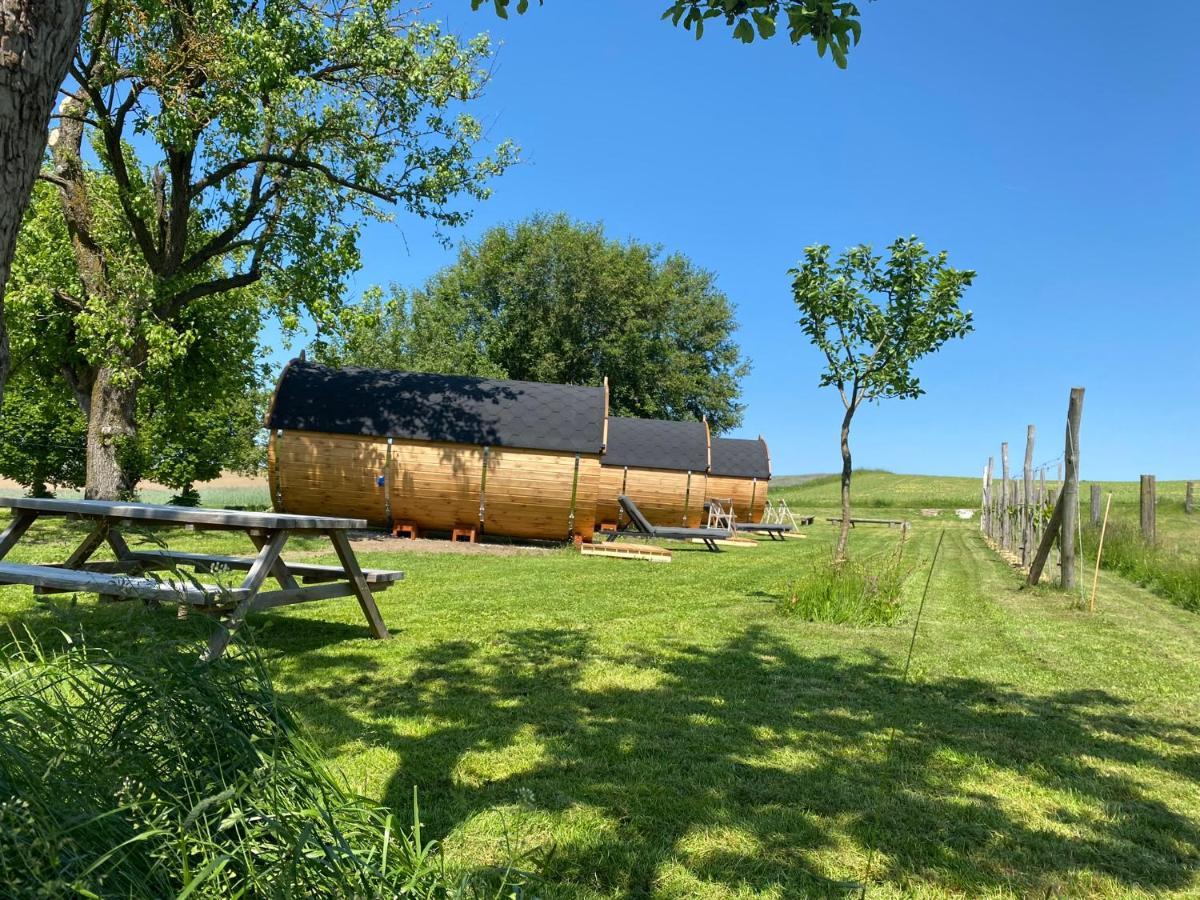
[31, 0, 513, 497]
[474, 0, 863, 63]
[316, 214, 749, 432]
[790, 236, 975, 557]
[2, 182, 268, 496]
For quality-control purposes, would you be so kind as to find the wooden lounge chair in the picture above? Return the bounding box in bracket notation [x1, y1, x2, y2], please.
[614, 495, 731, 552]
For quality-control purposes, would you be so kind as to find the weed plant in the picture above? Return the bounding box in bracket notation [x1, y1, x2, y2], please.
[0, 631, 525, 899]
[778, 540, 910, 626]
[1083, 520, 1200, 613]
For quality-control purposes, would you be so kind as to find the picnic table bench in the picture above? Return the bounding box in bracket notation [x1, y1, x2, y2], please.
[0, 497, 401, 661]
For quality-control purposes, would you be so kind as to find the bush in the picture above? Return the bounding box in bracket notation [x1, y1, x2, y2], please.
[0, 633, 526, 898]
[1083, 521, 1200, 613]
[778, 543, 909, 626]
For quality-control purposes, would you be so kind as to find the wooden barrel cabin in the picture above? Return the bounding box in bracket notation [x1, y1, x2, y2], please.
[595, 416, 711, 529]
[266, 360, 608, 542]
[707, 436, 772, 523]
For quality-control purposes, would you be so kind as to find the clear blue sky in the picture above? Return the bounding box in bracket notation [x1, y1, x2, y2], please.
[269, 0, 1200, 480]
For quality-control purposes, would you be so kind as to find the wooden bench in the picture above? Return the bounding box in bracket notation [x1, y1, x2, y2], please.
[0, 562, 250, 605]
[127, 549, 404, 586]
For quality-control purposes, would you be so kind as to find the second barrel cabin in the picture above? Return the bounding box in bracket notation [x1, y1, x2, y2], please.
[595, 416, 712, 529]
[707, 436, 772, 523]
[266, 360, 608, 541]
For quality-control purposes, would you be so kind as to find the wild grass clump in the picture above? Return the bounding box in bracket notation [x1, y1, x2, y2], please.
[0, 632, 525, 898]
[1084, 521, 1200, 613]
[778, 543, 910, 626]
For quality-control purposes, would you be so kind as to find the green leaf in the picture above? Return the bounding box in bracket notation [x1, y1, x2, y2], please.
[752, 11, 776, 39]
[733, 17, 755, 43]
[493, 0, 508, 19]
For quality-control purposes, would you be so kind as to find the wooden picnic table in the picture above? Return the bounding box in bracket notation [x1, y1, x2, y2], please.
[0, 497, 401, 661]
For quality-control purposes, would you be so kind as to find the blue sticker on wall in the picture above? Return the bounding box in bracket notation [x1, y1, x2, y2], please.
[376, 475, 386, 487]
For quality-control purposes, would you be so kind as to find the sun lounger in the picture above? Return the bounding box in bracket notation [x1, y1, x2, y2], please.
[614, 495, 731, 551]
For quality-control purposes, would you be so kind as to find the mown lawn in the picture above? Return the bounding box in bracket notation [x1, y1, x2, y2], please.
[1, 496, 1199, 897]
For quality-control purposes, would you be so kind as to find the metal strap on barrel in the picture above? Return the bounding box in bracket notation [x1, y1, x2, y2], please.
[383, 437, 393, 527]
[619, 466, 629, 528]
[478, 445, 490, 532]
[749, 477, 758, 521]
[273, 429, 285, 512]
[567, 453, 581, 540]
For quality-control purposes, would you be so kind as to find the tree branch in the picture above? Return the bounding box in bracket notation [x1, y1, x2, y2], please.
[190, 153, 396, 203]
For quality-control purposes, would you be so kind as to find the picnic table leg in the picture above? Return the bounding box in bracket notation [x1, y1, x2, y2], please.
[248, 530, 300, 590]
[0, 511, 37, 561]
[201, 530, 289, 663]
[327, 530, 390, 641]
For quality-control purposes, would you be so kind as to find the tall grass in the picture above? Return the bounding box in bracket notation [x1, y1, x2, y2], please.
[0, 632, 526, 898]
[777, 541, 910, 626]
[1083, 521, 1200, 613]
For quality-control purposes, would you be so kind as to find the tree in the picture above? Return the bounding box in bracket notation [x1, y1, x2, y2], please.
[790, 237, 975, 560]
[0, 369, 86, 497]
[477, 0, 863, 63]
[0, 0, 85, 409]
[317, 214, 749, 431]
[3, 182, 270, 499]
[34, 0, 514, 498]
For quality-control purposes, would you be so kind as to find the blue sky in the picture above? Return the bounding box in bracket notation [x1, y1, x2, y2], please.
[271, 0, 1200, 480]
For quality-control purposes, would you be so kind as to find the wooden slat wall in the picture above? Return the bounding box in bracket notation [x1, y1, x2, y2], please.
[270, 430, 389, 523]
[705, 475, 767, 524]
[595, 467, 704, 528]
[269, 430, 599, 540]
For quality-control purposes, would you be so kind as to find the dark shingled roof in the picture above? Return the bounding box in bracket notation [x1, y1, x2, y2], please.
[710, 437, 771, 480]
[267, 360, 606, 454]
[601, 417, 710, 472]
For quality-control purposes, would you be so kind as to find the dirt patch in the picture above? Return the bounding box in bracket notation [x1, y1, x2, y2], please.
[292, 533, 559, 558]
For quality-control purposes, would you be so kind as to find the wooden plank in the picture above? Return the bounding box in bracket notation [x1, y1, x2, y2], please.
[251, 581, 362, 610]
[580, 542, 671, 562]
[127, 549, 403, 585]
[688, 536, 758, 548]
[328, 529, 390, 641]
[0, 562, 249, 604]
[0, 510, 37, 561]
[0, 496, 366, 531]
[1022, 426, 1035, 566]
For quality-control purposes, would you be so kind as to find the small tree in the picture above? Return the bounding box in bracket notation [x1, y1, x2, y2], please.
[790, 237, 975, 560]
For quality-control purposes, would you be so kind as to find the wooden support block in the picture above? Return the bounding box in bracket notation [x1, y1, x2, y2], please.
[451, 525, 477, 543]
[392, 520, 419, 540]
[581, 542, 671, 563]
[599, 522, 618, 533]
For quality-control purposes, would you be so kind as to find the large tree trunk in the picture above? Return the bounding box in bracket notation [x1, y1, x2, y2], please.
[0, 0, 85, 407]
[85, 365, 139, 500]
[835, 404, 856, 561]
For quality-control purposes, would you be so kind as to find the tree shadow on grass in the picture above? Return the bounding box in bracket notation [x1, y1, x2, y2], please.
[271, 625, 1200, 897]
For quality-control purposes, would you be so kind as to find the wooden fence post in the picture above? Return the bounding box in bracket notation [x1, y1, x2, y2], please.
[1140, 475, 1157, 544]
[1187, 481, 1194, 515]
[982, 458, 993, 536]
[1022, 426, 1035, 566]
[1090, 483, 1101, 526]
[1000, 442, 1011, 552]
[1060, 387, 1084, 590]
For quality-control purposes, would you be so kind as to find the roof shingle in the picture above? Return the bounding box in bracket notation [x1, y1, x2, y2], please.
[268, 360, 606, 454]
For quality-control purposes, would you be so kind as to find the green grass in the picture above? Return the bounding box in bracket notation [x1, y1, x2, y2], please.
[0, 474, 1198, 897]
[0, 630, 522, 898]
[778, 542, 910, 626]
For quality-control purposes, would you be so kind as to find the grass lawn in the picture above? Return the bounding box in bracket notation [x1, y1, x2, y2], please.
[1, 483, 1199, 897]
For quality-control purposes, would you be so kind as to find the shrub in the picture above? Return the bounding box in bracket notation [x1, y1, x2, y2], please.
[1083, 521, 1200, 613]
[0, 632, 525, 898]
[778, 543, 909, 626]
